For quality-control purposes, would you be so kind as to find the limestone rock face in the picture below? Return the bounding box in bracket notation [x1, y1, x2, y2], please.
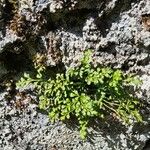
[0, 0, 150, 149]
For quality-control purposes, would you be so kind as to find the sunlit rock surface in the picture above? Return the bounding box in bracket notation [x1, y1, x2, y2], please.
[0, 0, 150, 149]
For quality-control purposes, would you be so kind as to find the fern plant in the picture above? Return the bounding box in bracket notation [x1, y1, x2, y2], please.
[17, 50, 142, 139]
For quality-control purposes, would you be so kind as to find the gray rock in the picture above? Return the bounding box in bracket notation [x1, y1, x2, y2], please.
[0, 0, 150, 150]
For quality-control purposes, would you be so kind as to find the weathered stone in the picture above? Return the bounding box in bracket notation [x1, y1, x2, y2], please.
[0, 0, 150, 150]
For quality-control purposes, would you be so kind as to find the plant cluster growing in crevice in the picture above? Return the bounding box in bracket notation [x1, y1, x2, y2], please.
[17, 50, 142, 139]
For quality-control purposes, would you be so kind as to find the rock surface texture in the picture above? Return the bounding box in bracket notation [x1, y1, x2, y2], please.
[0, 0, 150, 149]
